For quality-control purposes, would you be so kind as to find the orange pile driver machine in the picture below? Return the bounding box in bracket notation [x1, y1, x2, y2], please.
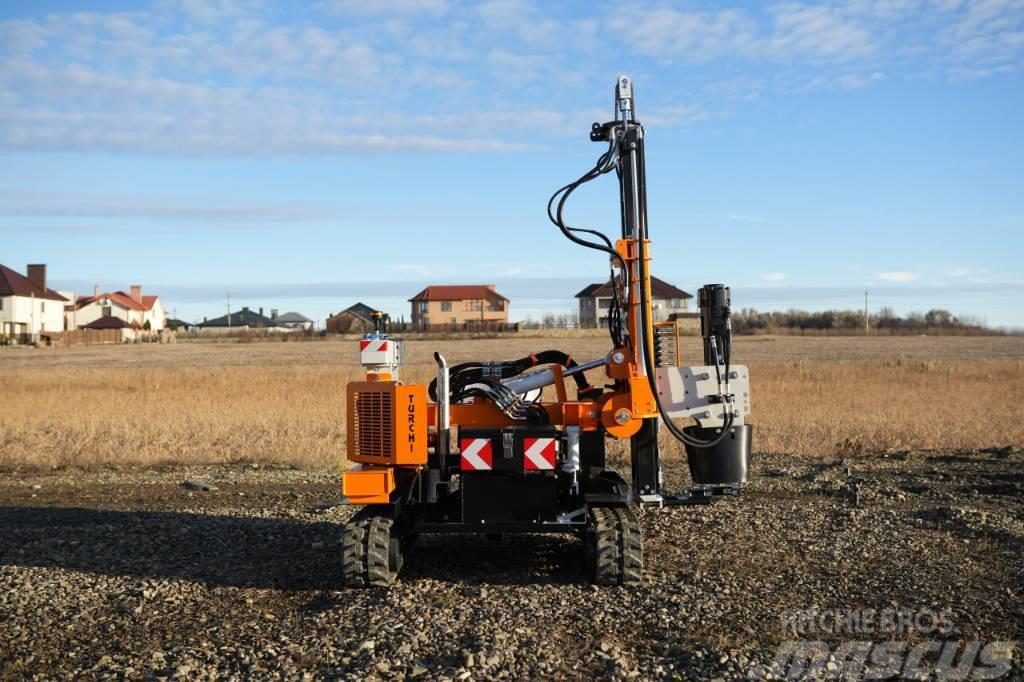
[340, 75, 752, 586]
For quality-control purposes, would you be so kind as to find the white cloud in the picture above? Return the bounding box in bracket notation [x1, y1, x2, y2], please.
[0, 188, 336, 223]
[390, 263, 456, 277]
[876, 271, 920, 281]
[315, 0, 449, 17]
[0, 1, 1021, 158]
[606, 7, 757, 61]
[762, 272, 788, 281]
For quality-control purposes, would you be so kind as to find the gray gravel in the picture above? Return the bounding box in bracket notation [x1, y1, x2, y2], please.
[2, 450, 1022, 680]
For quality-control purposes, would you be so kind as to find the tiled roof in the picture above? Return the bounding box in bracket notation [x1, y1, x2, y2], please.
[276, 312, 311, 323]
[197, 308, 279, 328]
[83, 315, 130, 329]
[574, 283, 602, 298]
[575, 276, 692, 299]
[409, 285, 508, 302]
[0, 264, 69, 302]
[75, 291, 146, 311]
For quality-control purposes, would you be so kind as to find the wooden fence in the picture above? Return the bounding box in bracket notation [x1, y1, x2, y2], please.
[58, 329, 122, 346]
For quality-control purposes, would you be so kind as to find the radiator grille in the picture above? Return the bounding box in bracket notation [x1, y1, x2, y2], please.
[352, 389, 393, 458]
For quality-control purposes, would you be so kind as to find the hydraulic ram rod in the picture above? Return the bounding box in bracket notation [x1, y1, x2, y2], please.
[500, 357, 606, 395]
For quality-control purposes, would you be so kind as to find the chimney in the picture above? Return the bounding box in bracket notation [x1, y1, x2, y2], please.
[94, 284, 100, 296]
[130, 285, 142, 303]
[485, 284, 496, 291]
[27, 264, 46, 291]
[259, 307, 264, 317]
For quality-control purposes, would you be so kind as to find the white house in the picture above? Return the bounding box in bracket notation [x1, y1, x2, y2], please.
[0, 263, 69, 343]
[274, 311, 314, 331]
[575, 276, 693, 328]
[68, 285, 167, 334]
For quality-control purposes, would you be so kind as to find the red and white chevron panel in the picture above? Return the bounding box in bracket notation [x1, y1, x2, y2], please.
[523, 437, 557, 470]
[359, 339, 389, 352]
[460, 438, 493, 471]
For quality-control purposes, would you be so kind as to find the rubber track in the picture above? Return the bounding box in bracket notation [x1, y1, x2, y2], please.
[589, 506, 643, 585]
[341, 509, 397, 588]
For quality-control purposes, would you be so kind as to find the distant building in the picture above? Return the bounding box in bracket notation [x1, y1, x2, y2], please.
[81, 315, 137, 342]
[326, 303, 378, 334]
[274, 311, 314, 331]
[196, 306, 283, 333]
[166, 318, 194, 332]
[409, 285, 509, 330]
[575, 277, 692, 328]
[0, 263, 69, 343]
[69, 284, 167, 334]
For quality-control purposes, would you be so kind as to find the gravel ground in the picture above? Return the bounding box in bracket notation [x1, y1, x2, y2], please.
[2, 449, 1022, 680]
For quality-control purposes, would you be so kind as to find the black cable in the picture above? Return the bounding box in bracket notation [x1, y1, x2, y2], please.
[547, 137, 630, 349]
[634, 171, 734, 449]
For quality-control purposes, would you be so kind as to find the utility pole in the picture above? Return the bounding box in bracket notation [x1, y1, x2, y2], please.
[864, 291, 869, 335]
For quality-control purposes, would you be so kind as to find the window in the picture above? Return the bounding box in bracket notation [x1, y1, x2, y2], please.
[670, 297, 683, 308]
[41, 302, 45, 312]
[440, 301, 452, 312]
[418, 301, 428, 314]
[102, 306, 112, 317]
[598, 298, 611, 309]
[464, 300, 482, 311]
[0, 298, 4, 311]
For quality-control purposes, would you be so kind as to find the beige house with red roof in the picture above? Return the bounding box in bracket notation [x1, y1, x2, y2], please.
[409, 284, 509, 330]
[67, 285, 167, 334]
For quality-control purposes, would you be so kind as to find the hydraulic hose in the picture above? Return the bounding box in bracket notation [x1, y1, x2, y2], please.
[632, 144, 734, 449]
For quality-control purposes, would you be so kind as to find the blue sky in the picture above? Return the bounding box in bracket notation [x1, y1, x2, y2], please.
[1, 0, 1022, 327]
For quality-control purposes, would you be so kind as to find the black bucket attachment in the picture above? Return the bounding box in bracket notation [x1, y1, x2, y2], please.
[683, 424, 753, 485]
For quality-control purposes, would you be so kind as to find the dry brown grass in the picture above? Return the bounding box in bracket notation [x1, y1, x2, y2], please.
[2, 335, 1022, 470]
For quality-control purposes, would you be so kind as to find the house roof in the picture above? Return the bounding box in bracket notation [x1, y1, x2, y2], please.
[409, 285, 509, 302]
[328, 302, 376, 322]
[197, 307, 279, 328]
[574, 283, 603, 298]
[575, 276, 693, 300]
[72, 291, 160, 312]
[166, 318, 192, 328]
[75, 291, 144, 311]
[0, 264, 69, 302]
[276, 311, 311, 323]
[83, 315, 130, 329]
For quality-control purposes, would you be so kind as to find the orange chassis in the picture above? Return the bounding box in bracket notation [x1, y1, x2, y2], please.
[343, 237, 657, 505]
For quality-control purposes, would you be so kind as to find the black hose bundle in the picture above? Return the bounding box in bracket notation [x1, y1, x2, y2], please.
[428, 351, 601, 424]
[547, 137, 629, 350]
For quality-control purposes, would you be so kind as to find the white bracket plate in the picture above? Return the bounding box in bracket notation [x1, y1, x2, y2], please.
[653, 365, 751, 428]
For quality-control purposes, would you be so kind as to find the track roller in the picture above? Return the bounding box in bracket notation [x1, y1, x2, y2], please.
[584, 506, 643, 585]
[341, 508, 404, 587]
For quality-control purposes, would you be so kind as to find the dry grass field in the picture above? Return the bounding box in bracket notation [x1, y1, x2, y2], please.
[2, 334, 1022, 470]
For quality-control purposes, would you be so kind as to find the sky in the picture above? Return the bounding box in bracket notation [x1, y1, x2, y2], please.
[1, 0, 1022, 328]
